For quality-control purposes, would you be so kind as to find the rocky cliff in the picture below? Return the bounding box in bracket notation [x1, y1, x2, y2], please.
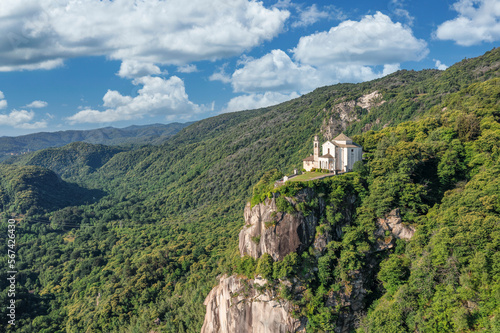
[321, 91, 385, 139]
[201, 185, 415, 333]
[201, 275, 305, 333]
[202, 189, 323, 333]
[239, 188, 324, 261]
[374, 208, 416, 251]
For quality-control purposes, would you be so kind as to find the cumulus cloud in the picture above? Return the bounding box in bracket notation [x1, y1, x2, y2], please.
[224, 92, 300, 113]
[293, 12, 428, 66]
[117, 60, 163, 79]
[231, 50, 321, 93]
[221, 12, 420, 98]
[435, 0, 500, 46]
[24, 100, 48, 108]
[434, 59, 449, 70]
[0, 109, 47, 129]
[67, 75, 202, 124]
[0, 0, 289, 72]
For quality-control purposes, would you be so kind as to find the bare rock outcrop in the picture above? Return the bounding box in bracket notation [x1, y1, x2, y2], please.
[239, 189, 323, 261]
[321, 100, 359, 140]
[357, 91, 384, 111]
[201, 275, 305, 333]
[321, 91, 385, 139]
[374, 208, 415, 251]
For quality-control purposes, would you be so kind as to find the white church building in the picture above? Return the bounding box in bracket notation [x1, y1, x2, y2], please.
[303, 133, 363, 173]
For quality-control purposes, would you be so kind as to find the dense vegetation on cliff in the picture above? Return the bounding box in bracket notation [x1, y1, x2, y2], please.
[0, 48, 499, 332]
[236, 77, 500, 332]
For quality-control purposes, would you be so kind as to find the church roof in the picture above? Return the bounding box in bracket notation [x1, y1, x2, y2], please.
[303, 155, 315, 161]
[333, 133, 352, 141]
[319, 154, 334, 159]
[335, 143, 361, 148]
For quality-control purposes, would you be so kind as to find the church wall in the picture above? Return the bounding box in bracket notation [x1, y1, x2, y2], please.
[322, 141, 336, 157]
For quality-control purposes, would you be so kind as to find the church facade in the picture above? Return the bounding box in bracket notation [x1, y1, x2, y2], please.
[303, 133, 363, 173]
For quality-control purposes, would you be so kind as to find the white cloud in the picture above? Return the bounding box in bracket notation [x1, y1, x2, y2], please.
[292, 4, 330, 28]
[24, 100, 48, 108]
[435, 0, 500, 46]
[389, 0, 415, 26]
[434, 59, 449, 70]
[0, 109, 47, 129]
[222, 13, 418, 98]
[117, 60, 163, 79]
[293, 12, 428, 66]
[231, 50, 321, 93]
[177, 65, 198, 73]
[17, 121, 48, 129]
[0, 59, 65, 72]
[0, 91, 6, 109]
[230, 50, 403, 95]
[0, 0, 290, 72]
[68, 75, 202, 124]
[224, 92, 300, 113]
[382, 63, 402, 75]
[209, 64, 232, 84]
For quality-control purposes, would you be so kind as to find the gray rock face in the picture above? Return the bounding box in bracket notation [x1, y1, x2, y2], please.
[374, 208, 415, 251]
[201, 275, 305, 333]
[321, 91, 385, 140]
[202, 189, 322, 333]
[239, 189, 323, 261]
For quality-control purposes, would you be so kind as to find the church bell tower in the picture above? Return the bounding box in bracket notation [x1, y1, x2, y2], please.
[313, 135, 319, 159]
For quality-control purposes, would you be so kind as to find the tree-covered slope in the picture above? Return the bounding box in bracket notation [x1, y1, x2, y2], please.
[0, 48, 498, 332]
[8, 142, 127, 181]
[355, 78, 500, 332]
[0, 164, 103, 215]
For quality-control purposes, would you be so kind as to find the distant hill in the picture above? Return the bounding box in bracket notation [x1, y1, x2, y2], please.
[0, 164, 104, 215]
[8, 141, 127, 181]
[0, 122, 191, 160]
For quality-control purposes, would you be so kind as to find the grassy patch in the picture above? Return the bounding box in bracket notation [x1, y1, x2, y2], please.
[288, 172, 330, 182]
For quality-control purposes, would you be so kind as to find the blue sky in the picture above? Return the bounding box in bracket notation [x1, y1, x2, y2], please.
[0, 0, 499, 136]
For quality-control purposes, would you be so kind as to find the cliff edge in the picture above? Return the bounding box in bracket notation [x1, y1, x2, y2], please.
[201, 275, 304, 333]
[239, 188, 324, 261]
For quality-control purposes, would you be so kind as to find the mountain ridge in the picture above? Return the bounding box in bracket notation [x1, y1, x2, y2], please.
[0, 122, 192, 160]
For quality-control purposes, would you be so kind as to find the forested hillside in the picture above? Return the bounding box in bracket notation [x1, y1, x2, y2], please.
[0, 48, 499, 332]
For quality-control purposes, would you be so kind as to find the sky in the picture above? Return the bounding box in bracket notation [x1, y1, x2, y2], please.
[0, 0, 499, 136]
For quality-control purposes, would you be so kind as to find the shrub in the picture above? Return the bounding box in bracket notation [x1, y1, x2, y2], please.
[276, 196, 295, 214]
[256, 253, 274, 280]
[273, 253, 299, 279]
[377, 254, 410, 294]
